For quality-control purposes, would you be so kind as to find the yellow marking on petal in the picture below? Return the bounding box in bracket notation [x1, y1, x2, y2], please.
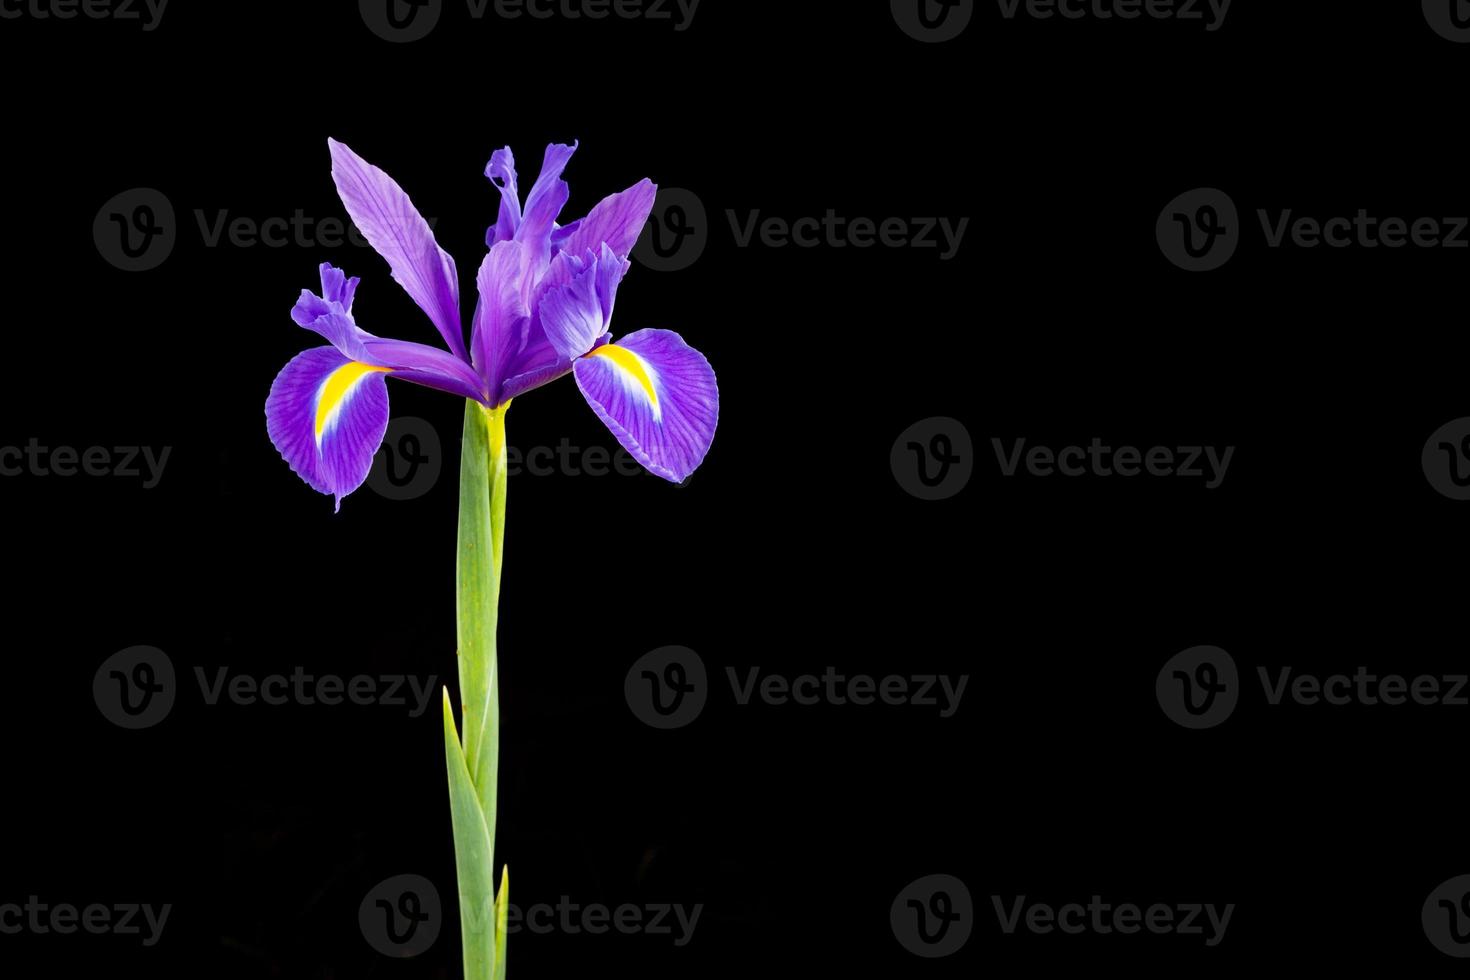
[586, 344, 660, 419]
[314, 361, 390, 447]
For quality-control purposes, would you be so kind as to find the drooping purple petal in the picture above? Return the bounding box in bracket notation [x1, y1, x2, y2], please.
[291, 263, 484, 400]
[561, 179, 657, 260]
[514, 142, 577, 269]
[361, 339, 487, 401]
[266, 346, 391, 511]
[470, 240, 533, 405]
[573, 328, 718, 483]
[499, 357, 576, 404]
[328, 139, 467, 361]
[538, 244, 626, 362]
[298, 310, 373, 362]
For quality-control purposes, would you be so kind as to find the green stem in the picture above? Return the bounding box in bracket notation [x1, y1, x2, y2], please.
[446, 398, 511, 980]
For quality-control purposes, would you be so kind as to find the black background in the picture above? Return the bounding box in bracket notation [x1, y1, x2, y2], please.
[4, 0, 1470, 975]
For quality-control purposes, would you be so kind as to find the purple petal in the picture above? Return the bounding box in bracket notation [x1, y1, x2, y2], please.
[485, 146, 520, 245]
[500, 357, 575, 403]
[515, 142, 577, 268]
[328, 139, 466, 361]
[573, 328, 718, 483]
[291, 263, 358, 326]
[470, 240, 533, 405]
[266, 346, 391, 511]
[299, 310, 373, 362]
[292, 264, 371, 359]
[318, 262, 360, 310]
[561, 179, 656, 260]
[361, 339, 487, 401]
[538, 244, 626, 362]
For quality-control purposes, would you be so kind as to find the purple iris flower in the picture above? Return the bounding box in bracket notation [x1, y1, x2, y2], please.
[266, 139, 719, 509]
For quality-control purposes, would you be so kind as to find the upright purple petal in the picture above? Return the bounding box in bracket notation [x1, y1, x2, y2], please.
[573, 328, 718, 483]
[561, 179, 657, 260]
[515, 142, 577, 268]
[292, 263, 358, 326]
[292, 264, 371, 359]
[328, 139, 467, 361]
[485, 146, 521, 245]
[471, 240, 533, 405]
[266, 346, 391, 511]
[538, 245, 626, 362]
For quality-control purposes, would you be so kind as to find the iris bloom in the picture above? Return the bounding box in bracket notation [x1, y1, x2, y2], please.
[266, 139, 719, 508]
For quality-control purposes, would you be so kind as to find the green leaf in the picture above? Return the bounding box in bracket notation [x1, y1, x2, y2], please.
[444, 688, 498, 980]
[493, 865, 510, 980]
